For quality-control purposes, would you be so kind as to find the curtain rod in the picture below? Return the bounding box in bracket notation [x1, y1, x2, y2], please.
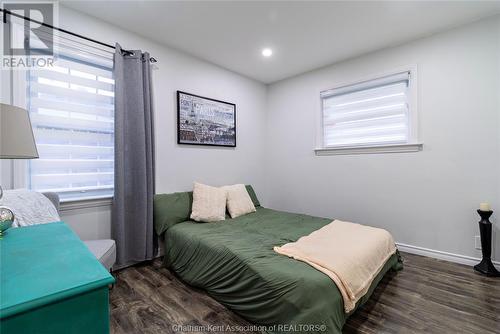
[1, 8, 158, 63]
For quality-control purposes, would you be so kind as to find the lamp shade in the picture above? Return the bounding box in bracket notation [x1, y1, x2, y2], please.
[0, 103, 39, 159]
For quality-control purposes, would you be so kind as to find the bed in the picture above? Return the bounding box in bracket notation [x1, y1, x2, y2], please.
[154, 186, 402, 334]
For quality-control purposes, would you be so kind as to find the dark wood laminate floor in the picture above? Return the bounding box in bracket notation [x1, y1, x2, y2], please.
[110, 253, 500, 334]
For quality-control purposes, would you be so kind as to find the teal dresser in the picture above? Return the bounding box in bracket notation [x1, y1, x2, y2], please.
[0, 222, 115, 334]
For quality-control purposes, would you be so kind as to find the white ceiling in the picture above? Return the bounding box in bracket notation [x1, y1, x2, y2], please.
[62, 1, 500, 84]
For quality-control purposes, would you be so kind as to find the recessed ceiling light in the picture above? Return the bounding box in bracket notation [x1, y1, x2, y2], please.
[261, 48, 273, 57]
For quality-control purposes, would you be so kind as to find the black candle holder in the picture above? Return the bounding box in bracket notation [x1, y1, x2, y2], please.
[474, 210, 500, 277]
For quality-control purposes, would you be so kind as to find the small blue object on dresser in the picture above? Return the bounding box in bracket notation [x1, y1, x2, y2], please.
[0, 208, 14, 236]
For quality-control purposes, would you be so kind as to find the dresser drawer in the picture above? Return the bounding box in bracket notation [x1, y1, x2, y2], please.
[0, 222, 115, 334]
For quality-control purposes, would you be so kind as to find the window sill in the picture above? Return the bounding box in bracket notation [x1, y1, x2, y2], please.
[314, 143, 423, 156]
[60, 196, 113, 212]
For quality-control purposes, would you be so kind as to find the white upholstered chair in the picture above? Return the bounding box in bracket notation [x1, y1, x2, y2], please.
[43, 192, 116, 272]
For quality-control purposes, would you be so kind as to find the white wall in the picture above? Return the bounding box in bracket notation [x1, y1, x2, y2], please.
[1, 6, 268, 240]
[264, 16, 500, 261]
[60, 205, 112, 240]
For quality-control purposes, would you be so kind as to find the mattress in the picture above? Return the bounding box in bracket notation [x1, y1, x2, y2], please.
[163, 207, 401, 334]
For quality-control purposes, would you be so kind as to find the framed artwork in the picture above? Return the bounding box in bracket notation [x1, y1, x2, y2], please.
[177, 91, 236, 147]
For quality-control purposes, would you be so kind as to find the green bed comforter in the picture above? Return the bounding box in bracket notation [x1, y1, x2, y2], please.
[163, 207, 401, 334]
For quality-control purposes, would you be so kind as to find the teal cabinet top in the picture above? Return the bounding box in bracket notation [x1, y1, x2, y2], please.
[0, 222, 115, 318]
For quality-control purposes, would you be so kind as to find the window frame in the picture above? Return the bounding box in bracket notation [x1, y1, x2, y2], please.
[11, 54, 115, 205]
[315, 66, 422, 155]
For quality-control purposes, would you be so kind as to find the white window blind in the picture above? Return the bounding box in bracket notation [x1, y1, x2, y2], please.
[27, 51, 115, 201]
[321, 72, 411, 148]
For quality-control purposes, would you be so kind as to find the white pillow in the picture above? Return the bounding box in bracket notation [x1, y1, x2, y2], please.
[190, 182, 226, 223]
[223, 184, 256, 218]
[0, 189, 60, 227]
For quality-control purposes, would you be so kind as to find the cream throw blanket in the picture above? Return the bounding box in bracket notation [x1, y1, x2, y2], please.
[274, 220, 396, 312]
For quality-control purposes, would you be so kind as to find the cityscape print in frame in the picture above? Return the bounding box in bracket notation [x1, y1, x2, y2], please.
[177, 91, 236, 147]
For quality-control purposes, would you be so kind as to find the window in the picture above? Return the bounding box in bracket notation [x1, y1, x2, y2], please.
[318, 71, 419, 154]
[27, 55, 115, 201]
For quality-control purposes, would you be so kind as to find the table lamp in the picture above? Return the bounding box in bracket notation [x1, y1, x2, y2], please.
[0, 103, 39, 235]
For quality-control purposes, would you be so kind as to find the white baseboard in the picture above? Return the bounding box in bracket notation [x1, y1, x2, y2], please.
[396, 242, 500, 267]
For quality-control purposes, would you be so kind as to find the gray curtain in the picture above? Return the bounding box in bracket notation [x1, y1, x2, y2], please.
[112, 44, 155, 268]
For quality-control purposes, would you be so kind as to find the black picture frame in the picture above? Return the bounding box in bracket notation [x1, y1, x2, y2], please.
[177, 91, 236, 147]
